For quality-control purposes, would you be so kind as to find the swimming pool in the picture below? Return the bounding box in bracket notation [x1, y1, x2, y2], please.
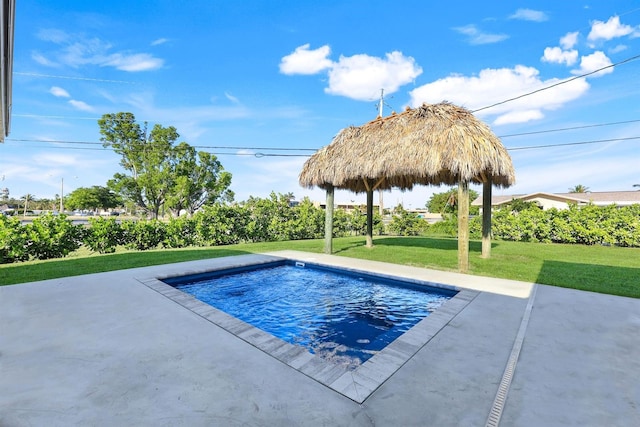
[141, 253, 477, 403]
[163, 261, 457, 369]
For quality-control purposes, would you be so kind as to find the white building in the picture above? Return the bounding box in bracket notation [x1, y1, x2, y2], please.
[472, 191, 640, 211]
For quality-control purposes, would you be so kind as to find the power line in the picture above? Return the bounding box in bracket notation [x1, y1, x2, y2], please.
[508, 136, 640, 151]
[14, 72, 140, 85]
[472, 53, 640, 114]
[3, 143, 312, 157]
[498, 119, 640, 138]
[8, 117, 640, 150]
[7, 135, 640, 156]
[6, 138, 317, 151]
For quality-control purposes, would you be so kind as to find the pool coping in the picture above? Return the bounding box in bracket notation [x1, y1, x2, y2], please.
[136, 254, 479, 404]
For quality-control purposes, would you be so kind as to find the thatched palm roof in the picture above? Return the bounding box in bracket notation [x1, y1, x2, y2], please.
[299, 102, 515, 192]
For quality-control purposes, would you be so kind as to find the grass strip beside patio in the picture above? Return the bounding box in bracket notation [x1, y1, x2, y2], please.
[1, 236, 639, 298]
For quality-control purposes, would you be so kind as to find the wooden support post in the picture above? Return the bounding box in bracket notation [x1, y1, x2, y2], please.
[481, 178, 492, 258]
[366, 188, 374, 248]
[458, 181, 470, 273]
[324, 186, 334, 254]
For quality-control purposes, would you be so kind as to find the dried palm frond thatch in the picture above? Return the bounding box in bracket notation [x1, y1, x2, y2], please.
[299, 102, 515, 192]
[299, 101, 515, 270]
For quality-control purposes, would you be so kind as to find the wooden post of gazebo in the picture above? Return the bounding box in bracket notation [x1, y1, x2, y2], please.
[458, 181, 470, 273]
[324, 185, 334, 254]
[366, 188, 373, 248]
[481, 177, 492, 258]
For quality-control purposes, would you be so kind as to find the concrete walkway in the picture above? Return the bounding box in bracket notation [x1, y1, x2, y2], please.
[1, 251, 638, 426]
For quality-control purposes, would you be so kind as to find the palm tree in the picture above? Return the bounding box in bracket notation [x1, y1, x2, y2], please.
[21, 193, 34, 215]
[568, 184, 589, 193]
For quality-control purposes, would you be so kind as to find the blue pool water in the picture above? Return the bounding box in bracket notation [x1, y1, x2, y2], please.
[166, 262, 456, 368]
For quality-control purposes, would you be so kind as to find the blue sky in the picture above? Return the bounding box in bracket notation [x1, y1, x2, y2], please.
[3, 1, 640, 209]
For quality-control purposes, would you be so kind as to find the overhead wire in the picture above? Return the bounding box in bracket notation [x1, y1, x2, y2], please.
[14, 72, 140, 85]
[471, 53, 640, 114]
[5, 134, 640, 156]
[7, 116, 640, 154]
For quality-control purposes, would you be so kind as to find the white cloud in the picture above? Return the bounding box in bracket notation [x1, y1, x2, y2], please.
[68, 99, 95, 112]
[50, 86, 71, 98]
[542, 47, 578, 66]
[225, 92, 241, 105]
[279, 45, 422, 101]
[31, 52, 58, 67]
[325, 51, 422, 100]
[510, 151, 640, 195]
[509, 9, 548, 22]
[453, 25, 509, 45]
[571, 51, 614, 77]
[609, 44, 627, 54]
[32, 152, 79, 166]
[103, 53, 164, 72]
[493, 110, 544, 126]
[560, 32, 579, 49]
[34, 30, 164, 72]
[151, 38, 169, 46]
[409, 65, 590, 125]
[279, 44, 333, 75]
[588, 16, 634, 42]
[36, 28, 70, 43]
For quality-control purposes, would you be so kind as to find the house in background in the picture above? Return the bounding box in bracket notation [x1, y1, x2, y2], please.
[472, 191, 640, 211]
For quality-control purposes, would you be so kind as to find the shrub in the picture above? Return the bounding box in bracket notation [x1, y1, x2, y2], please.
[121, 219, 167, 251]
[164, 216, 197, 248]
[191, 204, 250, 246]
[84, 217, 124, 254]
[25, 213, 84, 260]
[0, 214, 30, 263]
[332, 208, 350, 237]
[427, 215, 458, 237]
[388, 205, 427, 236]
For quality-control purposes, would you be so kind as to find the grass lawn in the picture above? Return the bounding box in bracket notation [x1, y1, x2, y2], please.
[1, 236, 639, 298]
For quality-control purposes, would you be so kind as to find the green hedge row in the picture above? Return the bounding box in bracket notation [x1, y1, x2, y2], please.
[5, 201, 635, 264]
[489, 204, 640, 246]
[0, 213, 85, 263]
[427, 204, 640, 248]
[0, 197, 385, 264]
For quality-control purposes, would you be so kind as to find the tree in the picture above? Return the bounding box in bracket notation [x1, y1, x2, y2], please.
[165, 142, 233, 216]
[21, 194, 34, 215]
[99, 112, 232, 218]
[65, 186, 122, 212]
[426, 187, 479, 215]
[568, 184, 589, 193]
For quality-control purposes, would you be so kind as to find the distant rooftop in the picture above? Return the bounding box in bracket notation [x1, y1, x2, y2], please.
[472, 190, 640, 207]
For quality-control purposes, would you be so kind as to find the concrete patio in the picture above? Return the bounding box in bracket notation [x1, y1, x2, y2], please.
[1, 251, 638, 426]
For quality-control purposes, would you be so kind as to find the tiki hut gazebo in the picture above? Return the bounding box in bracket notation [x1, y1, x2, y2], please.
[299, 102, 515, 273]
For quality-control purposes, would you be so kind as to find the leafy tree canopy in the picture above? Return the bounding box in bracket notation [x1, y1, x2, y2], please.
[99, 112, 233, 218]
[426, 187, 479, 215]
[65, 186, 122, 211]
